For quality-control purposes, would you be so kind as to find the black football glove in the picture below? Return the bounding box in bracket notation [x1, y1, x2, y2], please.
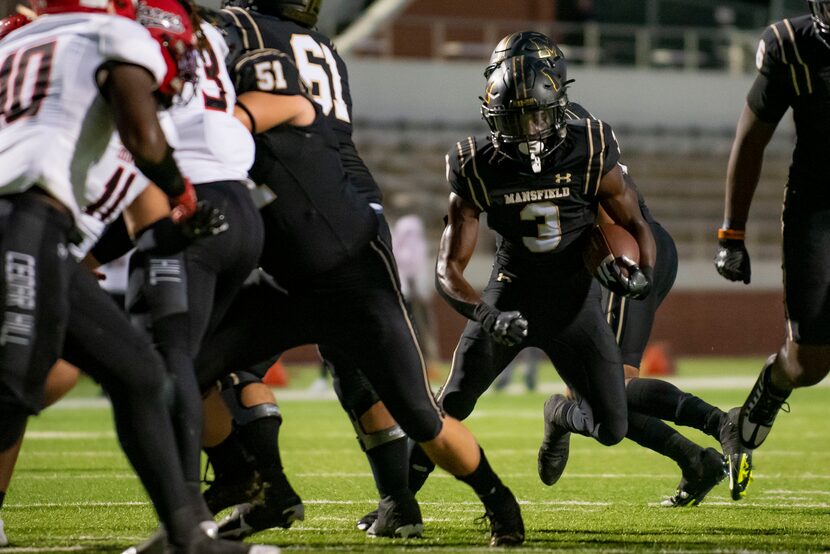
[179, 200, 229, 239]
[714, 233, 750, 284]
[473, 302, 528, 347]
[596, 256, 652, 299]
[135, 201, 228, 255]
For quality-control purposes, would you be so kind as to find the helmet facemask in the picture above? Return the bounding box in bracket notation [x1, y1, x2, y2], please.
[482, 60, 568, 174]
[810, 0, 830, 45]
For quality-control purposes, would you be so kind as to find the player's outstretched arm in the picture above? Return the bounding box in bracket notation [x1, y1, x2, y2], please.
[715, 104, 777, 284]
[234, 91, 315, 133]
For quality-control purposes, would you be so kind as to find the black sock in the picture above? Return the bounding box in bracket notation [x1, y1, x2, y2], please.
[0, 490, 5, 511]
[456, 447, 503, 500]
[626, 378, 685, 420]
[237, 412, 283, 481]
[676, 395, 725, 440]
[626, 411, 700, 467]
[628, 378, 724, 439]
[408, 442, 435, 494]
[185, 481, 213, 522]
[204, 430, 252, 480]
[366, 437, 410, 498]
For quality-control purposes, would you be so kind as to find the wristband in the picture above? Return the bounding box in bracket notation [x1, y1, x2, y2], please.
[236, 99, 257, 135]
[717, 228, 745, 241]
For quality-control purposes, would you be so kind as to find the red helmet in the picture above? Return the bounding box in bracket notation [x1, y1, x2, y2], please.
[136, 0, 198, 101]
[32, 0, 136, 18]
[0, 13, 33, 40]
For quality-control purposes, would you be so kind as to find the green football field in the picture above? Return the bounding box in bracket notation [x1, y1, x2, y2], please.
[4, 357, 830, 553]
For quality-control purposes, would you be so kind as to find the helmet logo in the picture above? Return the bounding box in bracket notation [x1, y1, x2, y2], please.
[137, 5, 184, 33]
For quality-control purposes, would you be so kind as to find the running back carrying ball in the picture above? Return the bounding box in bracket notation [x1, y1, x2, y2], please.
[584, 223, 647, 296]
[584, 223, 640, 272]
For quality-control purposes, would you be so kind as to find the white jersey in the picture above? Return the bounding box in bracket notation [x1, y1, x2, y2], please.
[170, 23, 253, 184]
[0, 13, 166, 222]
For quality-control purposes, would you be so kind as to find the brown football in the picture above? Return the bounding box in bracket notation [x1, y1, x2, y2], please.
[583, 223, 640, 277]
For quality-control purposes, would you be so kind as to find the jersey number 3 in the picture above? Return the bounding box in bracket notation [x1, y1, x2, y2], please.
[521, 202, 562, 253]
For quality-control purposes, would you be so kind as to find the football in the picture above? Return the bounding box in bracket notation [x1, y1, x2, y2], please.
[583, 223, 640, 278]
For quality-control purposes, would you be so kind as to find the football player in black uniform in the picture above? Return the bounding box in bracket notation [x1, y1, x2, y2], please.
[196, 0, 422, 538]
[428, 54, 657, 489]
[481, 32, 753, 505]
[192, 34, 526, 547]
[716, 1, 830, 449]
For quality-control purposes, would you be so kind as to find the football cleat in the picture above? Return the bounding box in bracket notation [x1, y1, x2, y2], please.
[481, 488, 525, 547]
[366, 494, 423, 539]
[217, 477, 304, 540]
[661, 447, 727, 507]
[204, 470, 263, 515]
[355, 508, 378, 532]
[0, 517, 7, 547]
[739, 364, 790, 449]
[719, 407, 753, 500]
[538, 394, 572, 486]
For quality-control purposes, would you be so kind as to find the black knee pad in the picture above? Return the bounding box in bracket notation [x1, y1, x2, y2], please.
[0, 404, 27, 451]
[219, 373, 281, 426]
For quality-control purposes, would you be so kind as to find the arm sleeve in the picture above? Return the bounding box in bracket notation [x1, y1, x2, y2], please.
[747, 26, 792, 124]
[600, 121, 621, 176]
[445, 145, 472, 202]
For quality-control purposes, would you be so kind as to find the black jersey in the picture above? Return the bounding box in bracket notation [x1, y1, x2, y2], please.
[565, 101, 655, 224]
[447, 119, 620, 273]
[230, 48, 377, 285]
[217, 7, 382, 204]
[748, 15, 830, 193]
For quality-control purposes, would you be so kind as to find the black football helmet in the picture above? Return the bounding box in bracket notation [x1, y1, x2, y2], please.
[484, 31, 566, 83]
[222, 0, 321, 27]
[481, 56, 568, 173]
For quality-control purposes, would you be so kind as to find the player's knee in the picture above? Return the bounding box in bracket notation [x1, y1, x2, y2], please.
[220, 374, 282, 427]
[0, 403, 27, 451]
[596, 418, 627, 446]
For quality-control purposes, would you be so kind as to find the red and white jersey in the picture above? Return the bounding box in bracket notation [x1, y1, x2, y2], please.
[0, 12, 166, 221]
[170, 22, 253, 184]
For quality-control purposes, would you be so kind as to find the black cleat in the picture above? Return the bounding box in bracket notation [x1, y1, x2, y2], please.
[366, 494, 423, 538]
[719, 407, 753, 500]
[356, 509, 378, 532]
[739, 364, 790, 449]
[538, 394, 572, 486]
[482, 488, 525, 547]
[204, 471, 263, 515]
[661, 447, 727, 507]
[217, 476, 304, 540]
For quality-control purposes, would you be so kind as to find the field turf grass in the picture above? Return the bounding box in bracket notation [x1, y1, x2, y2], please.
[4, 357, 830, 553]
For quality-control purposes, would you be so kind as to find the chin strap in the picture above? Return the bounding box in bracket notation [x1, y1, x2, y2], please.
[530, 150, 542, 173]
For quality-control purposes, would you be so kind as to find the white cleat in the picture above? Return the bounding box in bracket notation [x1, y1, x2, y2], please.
[0, 517, 8, 547]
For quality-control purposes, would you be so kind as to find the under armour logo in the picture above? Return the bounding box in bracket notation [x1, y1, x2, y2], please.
[554, 173, 572, 184]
